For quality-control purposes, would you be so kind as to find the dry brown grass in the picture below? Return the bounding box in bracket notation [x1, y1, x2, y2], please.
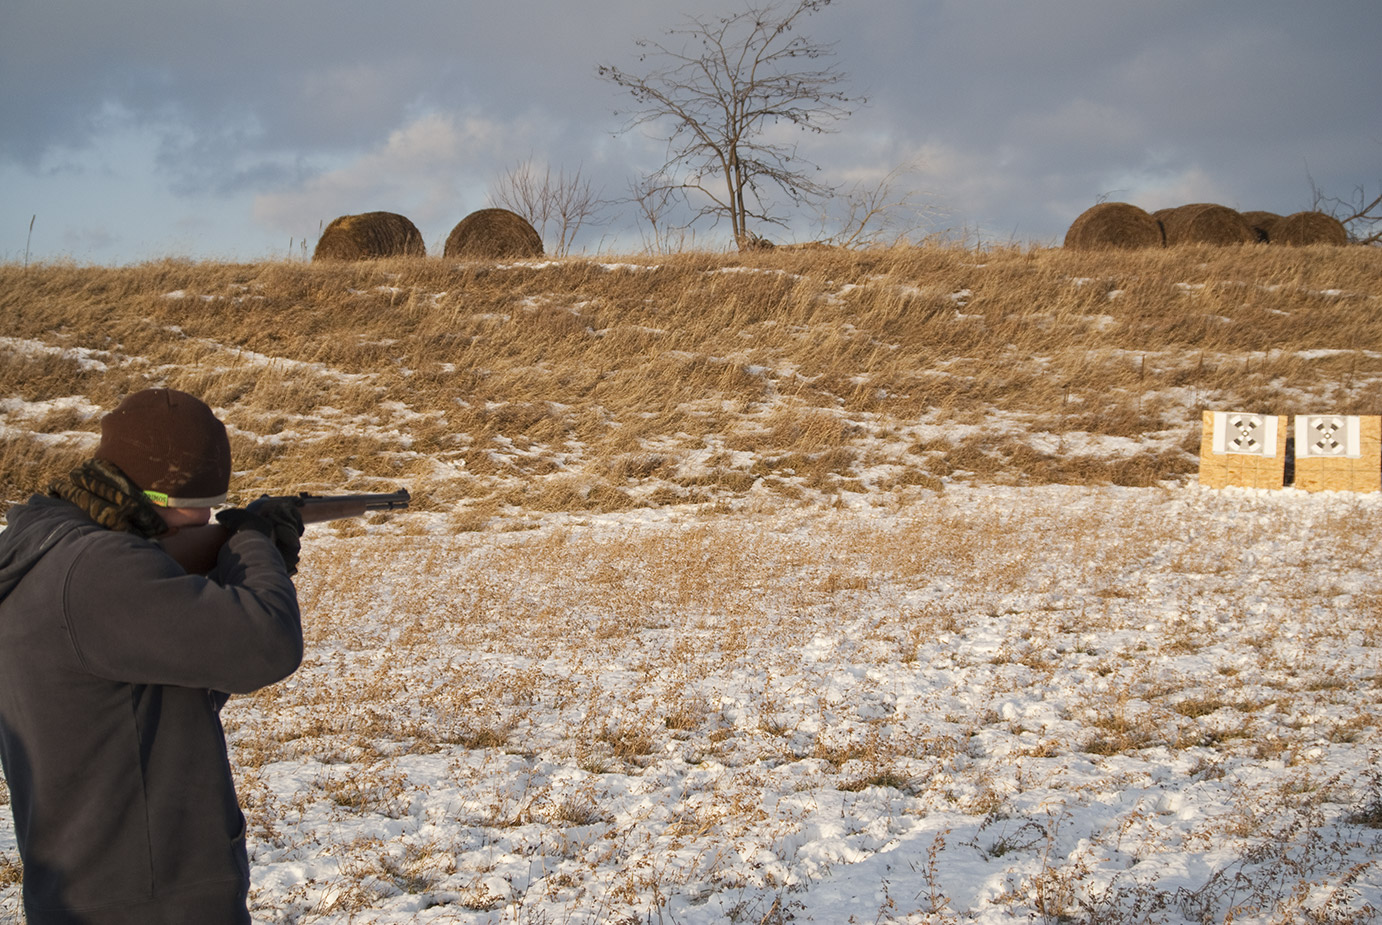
[2, 244, 1380, 515]
[201, 486, 1382, 922]
[9, 247, 1382, 923]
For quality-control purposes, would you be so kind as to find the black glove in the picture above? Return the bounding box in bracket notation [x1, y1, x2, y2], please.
[216, 498, 305, 574]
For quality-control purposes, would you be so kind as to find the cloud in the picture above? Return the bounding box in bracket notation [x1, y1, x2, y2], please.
[251, 112, 542, 243]
[1008, 99, 1150, 159]
[59, 224, 118, 254]
[5, 0, 1381, 261]
[0, 0, 656, 167]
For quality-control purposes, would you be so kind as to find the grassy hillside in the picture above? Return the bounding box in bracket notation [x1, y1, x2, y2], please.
[3, 244, 1380, 523]
[6, 244, 1382, 921]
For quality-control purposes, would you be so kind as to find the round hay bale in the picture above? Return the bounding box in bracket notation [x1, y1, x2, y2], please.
[313, 211, 426, 261]
[1063, 202, 1164, 250]
[1240, 210, 1283, 243]
[444, 209, 543, 259]
[1158, 203, 1255, 246]
[1272, 211, 1349, 246]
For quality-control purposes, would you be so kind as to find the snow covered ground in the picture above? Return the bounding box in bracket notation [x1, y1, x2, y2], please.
[4, 249, 1382, 921]
[8, 482, 1377, 923]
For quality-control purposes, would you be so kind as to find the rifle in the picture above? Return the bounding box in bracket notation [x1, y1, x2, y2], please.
[158, 489, 411, 575]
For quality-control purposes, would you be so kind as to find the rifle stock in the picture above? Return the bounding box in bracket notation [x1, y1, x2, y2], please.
[158, 489, 410, 575]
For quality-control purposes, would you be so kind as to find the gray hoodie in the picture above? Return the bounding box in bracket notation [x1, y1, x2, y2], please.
[0, 495, 302, 925]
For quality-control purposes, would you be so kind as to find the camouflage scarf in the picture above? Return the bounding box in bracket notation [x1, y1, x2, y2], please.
[51, 458, 168, 539]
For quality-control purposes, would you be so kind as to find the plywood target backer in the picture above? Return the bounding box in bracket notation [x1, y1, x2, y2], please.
[1294, 415, 1380, 492]
[1199, 411, 1286, 489]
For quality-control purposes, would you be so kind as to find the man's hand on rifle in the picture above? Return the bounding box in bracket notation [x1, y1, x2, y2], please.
[216, 498, 306, 575]
[159, 489, 405, 575]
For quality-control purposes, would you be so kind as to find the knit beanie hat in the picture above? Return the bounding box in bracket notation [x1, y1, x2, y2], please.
[95, 388, 232, 507]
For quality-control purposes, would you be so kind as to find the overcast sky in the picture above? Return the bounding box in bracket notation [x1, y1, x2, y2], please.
[3, 0, 1378, 263]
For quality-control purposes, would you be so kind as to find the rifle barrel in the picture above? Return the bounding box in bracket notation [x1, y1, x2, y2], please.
[293, 489, 411, 524]
[160, 488, 412, 573]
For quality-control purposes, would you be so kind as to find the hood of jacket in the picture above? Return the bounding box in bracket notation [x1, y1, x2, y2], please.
[0, 495, 101, 607]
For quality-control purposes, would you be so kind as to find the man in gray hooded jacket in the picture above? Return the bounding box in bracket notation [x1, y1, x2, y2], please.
[0, 388, 304, 925]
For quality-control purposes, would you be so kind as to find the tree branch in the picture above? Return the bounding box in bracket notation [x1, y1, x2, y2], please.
[597, 0, 859, 249]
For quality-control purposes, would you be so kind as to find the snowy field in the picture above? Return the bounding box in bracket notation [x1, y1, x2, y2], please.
[3, 246, 1382, 922]
[8, 482, 1378, 923]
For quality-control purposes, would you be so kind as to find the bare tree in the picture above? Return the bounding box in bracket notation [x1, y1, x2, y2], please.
[598, 0, 860, 250]
[815, 161, 939, 248]
[626, 174, 681, 255]
[489, 158, 605, 256]
[1310, 176, 1382, 245]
